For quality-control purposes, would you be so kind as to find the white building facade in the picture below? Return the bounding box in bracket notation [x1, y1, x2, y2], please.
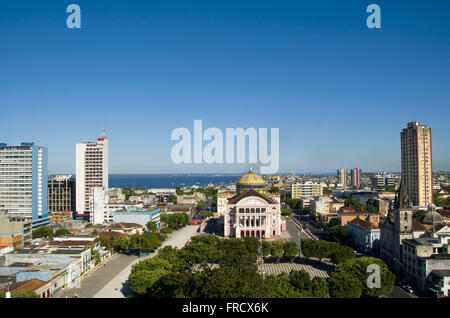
[0, 142, 49, 228]
[337, 168, 347, 188]
[76, 135, 108, 217]
[89, 187, 143, 225]
[291, 181, 322, 199]
[224, 189, 284, 239]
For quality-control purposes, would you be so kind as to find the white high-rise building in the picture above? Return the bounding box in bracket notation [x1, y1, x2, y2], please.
[0, 142, 49, 228]
[337, 168, 347, 187]
[76, 134, 109, 217]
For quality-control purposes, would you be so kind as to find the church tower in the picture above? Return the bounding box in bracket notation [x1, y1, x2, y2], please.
[394, 178, 413, 233]
[381, 177, 414, 274]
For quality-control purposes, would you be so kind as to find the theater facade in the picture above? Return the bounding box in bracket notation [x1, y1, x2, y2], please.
[222, 169, 285, 239]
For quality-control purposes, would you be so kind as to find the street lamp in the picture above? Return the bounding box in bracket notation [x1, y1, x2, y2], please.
[138, 237, 142, 257]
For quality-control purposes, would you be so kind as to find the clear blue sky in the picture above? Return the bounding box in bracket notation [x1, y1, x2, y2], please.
[0, 0, 449, 174]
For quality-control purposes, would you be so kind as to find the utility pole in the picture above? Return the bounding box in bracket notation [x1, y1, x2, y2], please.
[6, 276, 13, 298]
[139, 237, 142, 257]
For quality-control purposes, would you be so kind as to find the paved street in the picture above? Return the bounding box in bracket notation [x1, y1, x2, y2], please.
[386, 285, 419, 298]
[293, 214, 337, 242]
[278, 218, 311, 257]
[58, 253, 139, 298]
[93, 225, 199, 298]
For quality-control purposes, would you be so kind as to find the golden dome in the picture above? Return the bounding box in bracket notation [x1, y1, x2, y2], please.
[237, 169, 265, 185]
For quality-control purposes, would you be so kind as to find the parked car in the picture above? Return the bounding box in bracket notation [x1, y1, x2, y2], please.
[402, 284, 414, 294]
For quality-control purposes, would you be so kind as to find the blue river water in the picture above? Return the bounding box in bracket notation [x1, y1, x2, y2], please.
[108, 173, 335, 189]
[108, 174, 241, 189]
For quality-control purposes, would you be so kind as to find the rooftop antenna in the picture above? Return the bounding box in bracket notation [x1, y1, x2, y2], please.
[101, 122, 106, 138]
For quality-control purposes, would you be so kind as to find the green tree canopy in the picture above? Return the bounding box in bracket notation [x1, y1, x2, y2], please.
[161, 213, 190, 230]
[0, 291, 39, 298]
[312, 277, 329, 298]
[32, 226, 54, 239]
[281, 208, 292, 216]
[271, 242, 284, 263]
[168, 194, 177, 203]
[160, 227, 173, 235]
[269, 186, 280, 193]
[261, 241, 271, 259]
[201, 211, 214, 218]
[146, 221, 158, 232]
[283, 241, 298, 263]
[344, 197, 366, 212]
[131, 255, 173, 274]
[54, 228, 71, 237]
[333, 257, 395, 297]
[329, 271, 362, 298]
[289, 270, 312, 296]
[129, 268, 169, 296]
[301, 239, 353, 263]
[113, 236, 131, 252]
[265, 273, 302, 298]
[195, 200, 205, 211]
[243, 237, 260, 256]
[149, 271, 194, 298]
[329, 246, 355, 265]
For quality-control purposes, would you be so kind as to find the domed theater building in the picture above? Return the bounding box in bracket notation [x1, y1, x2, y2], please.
[223, 169, 286, 239]
[236, 169, 267, 195]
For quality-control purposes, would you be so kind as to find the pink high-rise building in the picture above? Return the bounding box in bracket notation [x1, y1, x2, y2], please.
[351, 168, 362, 188]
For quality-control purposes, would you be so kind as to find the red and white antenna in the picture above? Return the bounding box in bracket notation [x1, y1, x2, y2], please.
[98, 123, 106, 141]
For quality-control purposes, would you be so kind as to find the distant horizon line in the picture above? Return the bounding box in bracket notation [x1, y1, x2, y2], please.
[47, 171, 450, 176]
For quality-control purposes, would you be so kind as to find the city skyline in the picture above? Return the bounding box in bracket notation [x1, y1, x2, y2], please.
[1, 0, 449, 303]
[2, 123, 450, 176]
[1, 0, 449, 174]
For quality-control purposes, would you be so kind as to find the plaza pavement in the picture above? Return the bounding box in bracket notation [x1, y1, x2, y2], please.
[259, 261, 331, 278]
[258, 218, 333, 278]
[93, 224, 200, 298]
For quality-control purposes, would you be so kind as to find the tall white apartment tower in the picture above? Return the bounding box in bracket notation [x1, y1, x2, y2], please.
[401, 121, 433, 206]
[76, 134, 109, 217]
[0, 142, 49, 228]
[337, 168, 347, 187]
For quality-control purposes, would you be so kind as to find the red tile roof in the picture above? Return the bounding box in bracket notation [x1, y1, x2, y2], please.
[348, 218, 378, 229]
[5, 279, 46, 292]
[108, 223, 144, 230]
[99, 231, 127, 239]
[411, 221, 432, 232]
[228, 189, 277, 205]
